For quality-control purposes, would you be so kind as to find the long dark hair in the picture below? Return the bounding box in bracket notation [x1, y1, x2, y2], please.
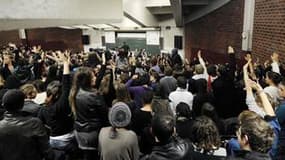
[69, 67, 94, 116]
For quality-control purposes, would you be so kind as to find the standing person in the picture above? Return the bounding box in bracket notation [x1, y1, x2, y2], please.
[264, 71, 281, 103]
[122, 42, 130, 56]
[69, 53, 108, 160]
[0, 53, 15, 80]
[226, 117, 274, 160]
[0, 89, 54, 160]
[38, 51, 75, 155]
[171, 48, 182, 66]
[98, 102, 140, 160]
[212, 46, 238, 118]
[159, 66, 177, 99]
[169, 76, 193, 114]
[141, 114, 192, 160]
[275, 80, 285, 159]
[189, 116, 226, 159]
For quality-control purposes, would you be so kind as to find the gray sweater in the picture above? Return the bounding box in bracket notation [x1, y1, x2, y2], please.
[99, 127, 140, 160]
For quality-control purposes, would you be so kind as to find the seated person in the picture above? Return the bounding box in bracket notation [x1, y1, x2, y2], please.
[0, 89, 54, 160]
[176, 102, 193, 140]
[20, 83, 41, 117]
[190, 116, 226, 159]
[226, 116, 274, 160]
[98, 102, 140, 160]
[141, 114, 192, 160]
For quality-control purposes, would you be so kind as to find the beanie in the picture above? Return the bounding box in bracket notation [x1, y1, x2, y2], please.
[108, 102, 131, 128]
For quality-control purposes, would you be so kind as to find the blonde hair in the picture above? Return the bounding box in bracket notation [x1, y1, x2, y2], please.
[20, 84, 38, 99]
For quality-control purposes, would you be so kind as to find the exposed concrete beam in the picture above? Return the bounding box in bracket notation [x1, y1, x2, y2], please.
[148, 7, 173, 15]
[182, 0, 209, 6]
[123, 0, 159, 27]
[170, 0, 183, 27]
[106, 24, 120, 29]
[123, 12, 146, 27]
[146, 0, 171, 7]
[185, 0, 231, 23]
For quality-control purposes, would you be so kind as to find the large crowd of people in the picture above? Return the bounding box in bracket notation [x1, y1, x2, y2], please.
[0, 42, 283, 160]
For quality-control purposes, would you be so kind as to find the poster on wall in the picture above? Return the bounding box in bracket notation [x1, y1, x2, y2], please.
[146, 31, 160, 45]
[105, 31, 116, 43]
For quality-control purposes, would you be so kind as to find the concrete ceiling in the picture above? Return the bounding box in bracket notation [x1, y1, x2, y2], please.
[147, 0, 232, 26]
[0, 0, 123, 31]
[0, 0, 232, 31]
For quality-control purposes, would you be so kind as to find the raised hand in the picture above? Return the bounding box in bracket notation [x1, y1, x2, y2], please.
[228, 46, 234, 54]
[197, 50, 202, 58]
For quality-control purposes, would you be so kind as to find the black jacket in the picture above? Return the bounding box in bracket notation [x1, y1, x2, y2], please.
[38, 75, 74, 136]
[0, 112, 54, 160]
[226, 150, 272, 160]
[22, 100, 41, 117]
[74, 89, 108, 132]
[142, 137, 192, 160]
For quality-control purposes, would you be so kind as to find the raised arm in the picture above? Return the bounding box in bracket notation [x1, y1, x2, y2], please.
[244, 60, 265, 117]
[227, 46, 236, 81]
[57, 51, 71, 113]
[95, 52, 106, 89]
[197, 50, 207, 74]
[249, 80, 275, 116]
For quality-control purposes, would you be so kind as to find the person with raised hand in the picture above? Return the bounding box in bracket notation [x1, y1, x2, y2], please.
[69, 52, 108, 160]
[192, 50, 208, 80]
[38, 50, 75, 156]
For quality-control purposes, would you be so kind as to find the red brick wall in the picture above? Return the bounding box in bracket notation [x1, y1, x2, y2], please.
[26, 28, 83, 52]
[185, 0, 244, 64]
[252, 0, 285, 63]
[0, 30, 21, 47]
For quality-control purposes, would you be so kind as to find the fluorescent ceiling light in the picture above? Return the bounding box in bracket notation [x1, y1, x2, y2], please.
[58, 26, 76, 29]
[87, 24, 112, 29]
[72, 25, 91, 29]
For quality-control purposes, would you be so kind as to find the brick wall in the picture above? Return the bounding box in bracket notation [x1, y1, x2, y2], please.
[184, 0, 244, 64]
[26, 28, 83, 52]
[0, 30, 21, 47]
[252, 0, 285, 63]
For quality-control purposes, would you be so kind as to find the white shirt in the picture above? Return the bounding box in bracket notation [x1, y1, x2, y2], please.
[33, 92, 47, 105]
[169, 87, 194, 114]
[271, 61, 280, 74]
[264, 85, 280, 103]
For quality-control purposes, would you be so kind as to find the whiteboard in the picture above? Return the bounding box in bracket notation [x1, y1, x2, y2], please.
[146, 31, 160, 45]
[105, 31, 116, 43]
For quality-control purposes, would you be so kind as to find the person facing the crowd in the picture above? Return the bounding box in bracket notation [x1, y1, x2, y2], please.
[0, 89, 54, 160]
[98, 102, 140, 160]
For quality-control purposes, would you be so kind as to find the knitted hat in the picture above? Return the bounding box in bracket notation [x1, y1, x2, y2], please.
[108, 102, 131, 128]
[2, 89, 25, 112]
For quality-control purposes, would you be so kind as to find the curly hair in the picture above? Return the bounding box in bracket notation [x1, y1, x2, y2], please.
[240, 117, 274, 153]
[190, 116, 221, 153]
